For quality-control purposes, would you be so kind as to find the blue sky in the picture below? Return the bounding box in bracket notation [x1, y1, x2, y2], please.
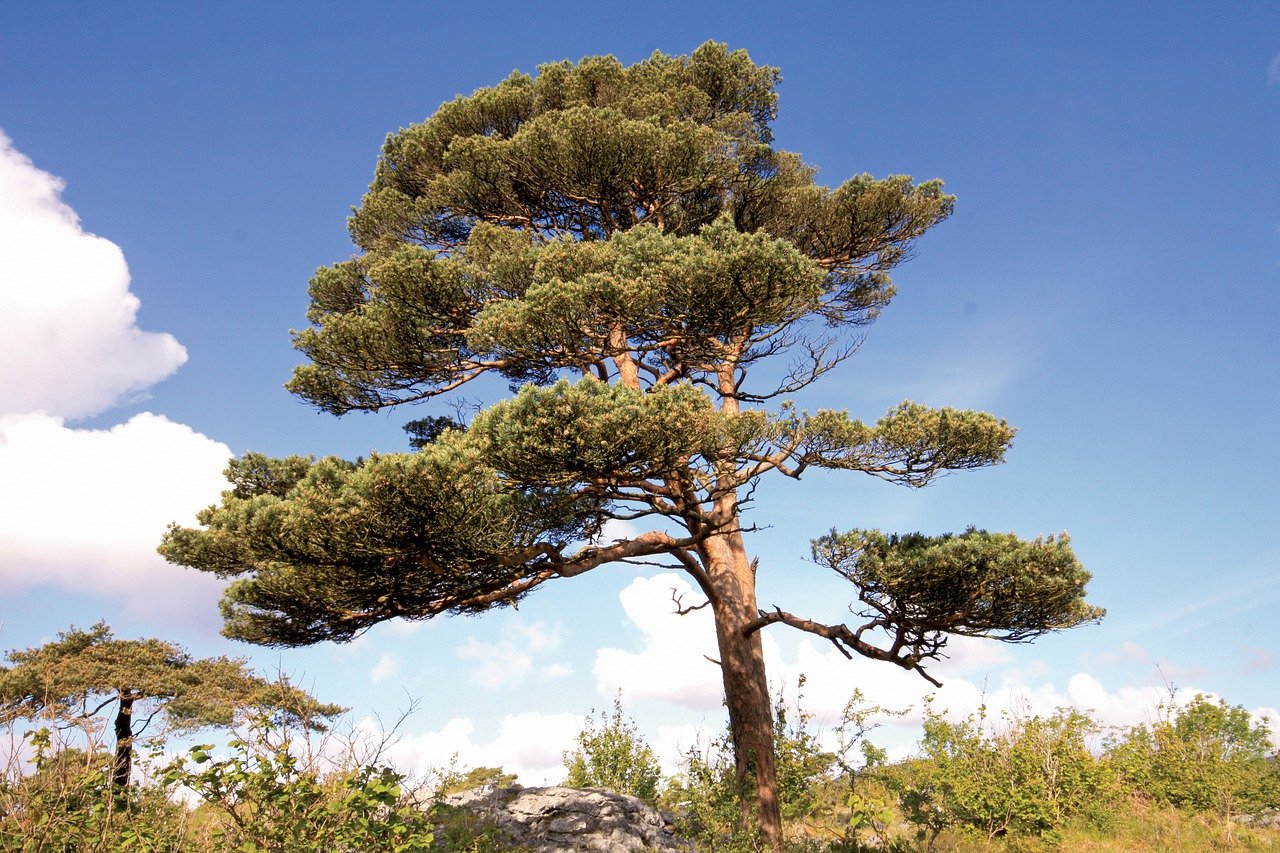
[2, 2, 1278, 778]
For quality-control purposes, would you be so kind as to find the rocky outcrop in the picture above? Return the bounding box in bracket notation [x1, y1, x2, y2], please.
[1240, 808, 1280, 830]
[438, 785, 693, 852]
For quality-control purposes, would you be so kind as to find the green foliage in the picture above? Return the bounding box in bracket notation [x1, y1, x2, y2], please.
[562, 695, 662, 806]
[901, 702, 1118, 847]
[814, 529, 1104, 644]
[0, 727, 191, 851]
[403, 415, 464, 450]
[435, 765, 519, 796]
[1, 677, 1278, 852]
[169, 720, 436, 852]
[771, 681, 838, 829]
[0, 623, 285, 731]
[160, 437, 593, 646]
[786, 404, 1015, 487]
[664, 682, 900, 849]
[470, 379, 720, 487]
[662, 732, 754, 852]
[802, 529, 1103, 684]
[1108, 693, 1278, 820]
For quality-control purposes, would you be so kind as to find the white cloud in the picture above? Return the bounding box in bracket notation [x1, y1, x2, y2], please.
[370, 653, 402, 684]
[652, 722, 719, 777]
[542, 663, 574, 681]
[386, 711, 583, 785]
[0, 131, 187, 420]
[0, 411, 231, 612]
[938, 635, 1017, 672]
[0, 133, 233, 618]
[1268, 51, 1280, 86]
[593, 574, 725, 711]
[457, 620, 566, 689]
[591, 517, 639, 545]
[593, 572, 1280, 762]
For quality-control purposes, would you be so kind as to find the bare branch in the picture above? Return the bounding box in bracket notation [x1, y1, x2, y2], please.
[671, 588, 712, 616]
[743, 607, 943, 687]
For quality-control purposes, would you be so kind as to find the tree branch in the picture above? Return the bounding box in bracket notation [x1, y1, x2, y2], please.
[743, 607, 943, 688]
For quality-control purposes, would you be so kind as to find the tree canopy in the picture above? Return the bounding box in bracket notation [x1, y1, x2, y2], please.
[161, 42, 1103, 848]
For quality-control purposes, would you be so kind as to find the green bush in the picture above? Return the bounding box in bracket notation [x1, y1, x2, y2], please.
[1108, 693, 1278, 821]
[661, 680, 903, 850]
[168, 716, 436, 852]
[0, 726, 192, 852]
[562, 694, 662, 806]
[900, 702, 1117, 848]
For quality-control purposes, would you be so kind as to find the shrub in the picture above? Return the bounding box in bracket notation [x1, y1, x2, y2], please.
[901, 701, 1117, 848]
[562, 694, 662, 806]
[168, 715, 436, 852]
[0, 726, 191, 851]
[1108, 693, 1278, 822]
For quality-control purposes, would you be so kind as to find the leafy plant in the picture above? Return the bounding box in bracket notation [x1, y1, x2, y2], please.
[0, 725, 190, 851]
[901, 701, 1116, 848]
[169, 716, 435, 852]
[562, 694, 662, 805]
[1108, 693, 1278, 824]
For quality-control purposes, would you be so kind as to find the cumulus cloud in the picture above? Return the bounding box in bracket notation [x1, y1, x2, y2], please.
[457, 620, 567, 689]
[0, 132, 187, 419]
[594, 572, 1280, 759]
[594, 574, 726, 711]
[0, 412, 231, 610]
[0, 132, 232, 614]
[385, 711, 583, 785]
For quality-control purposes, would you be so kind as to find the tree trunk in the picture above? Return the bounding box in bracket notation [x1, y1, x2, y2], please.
[112, 693, 134, 791]
[701, 529, 783, 850]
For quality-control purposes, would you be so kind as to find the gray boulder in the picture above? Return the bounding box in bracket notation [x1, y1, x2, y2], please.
[438, 785, 693, 852]
[1240, 808, 1280, 830]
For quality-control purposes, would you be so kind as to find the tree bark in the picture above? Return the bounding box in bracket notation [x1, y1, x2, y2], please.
[701, 529, 783, 850]
[112, 692, 134, 791]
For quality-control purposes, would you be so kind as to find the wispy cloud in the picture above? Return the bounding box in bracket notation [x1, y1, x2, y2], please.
[1244, 647, 1275, 675]
[1112, 553, 1280, 639]
[1268, 51, 1280, 86]
[370, 653, 402, 683]
[457, 620, 565, 689]
[1081, 640, 1150, 667]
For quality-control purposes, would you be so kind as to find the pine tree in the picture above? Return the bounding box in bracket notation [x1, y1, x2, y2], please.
[0, 623, 342, 790]
[161, 43, 1102, 847]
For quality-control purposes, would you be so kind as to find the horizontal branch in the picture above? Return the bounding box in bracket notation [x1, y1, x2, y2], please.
[743, 607, 943, 688]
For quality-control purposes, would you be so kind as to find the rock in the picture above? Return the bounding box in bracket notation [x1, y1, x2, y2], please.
[1240, 807, 1280, 830]
[438, 785, 693, 852]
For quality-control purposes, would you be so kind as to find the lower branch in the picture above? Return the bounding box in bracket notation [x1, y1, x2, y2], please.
[743, 608, 943, 688]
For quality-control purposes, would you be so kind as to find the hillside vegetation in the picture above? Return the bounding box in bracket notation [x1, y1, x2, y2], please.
[2, 682, 1275, 851]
